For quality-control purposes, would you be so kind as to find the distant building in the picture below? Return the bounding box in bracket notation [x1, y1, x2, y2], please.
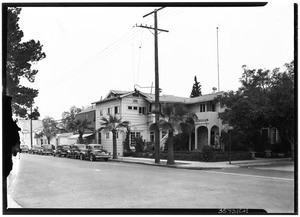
[72, 105, 96, 144]
[17, 119, 44, 148]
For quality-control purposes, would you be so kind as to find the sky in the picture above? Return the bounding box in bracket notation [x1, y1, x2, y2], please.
[15, 1, 294, 120]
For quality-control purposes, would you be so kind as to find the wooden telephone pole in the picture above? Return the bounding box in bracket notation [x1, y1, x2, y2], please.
[136, 7, 168, 164]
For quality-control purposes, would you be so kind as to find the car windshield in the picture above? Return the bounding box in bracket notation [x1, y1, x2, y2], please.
[62, 146, 70, 150]
[92, 145, 101, 149]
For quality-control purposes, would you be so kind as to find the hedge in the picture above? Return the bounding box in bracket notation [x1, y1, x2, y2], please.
[131, 150, 252, 162]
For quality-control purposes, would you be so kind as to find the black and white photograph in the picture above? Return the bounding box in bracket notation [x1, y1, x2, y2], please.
[3, 1, 296, 215]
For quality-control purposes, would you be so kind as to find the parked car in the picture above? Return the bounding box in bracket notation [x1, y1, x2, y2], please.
[41, 144, 54, 155]
[54, 144, 71, 157]
[29, 146, 42, 154]
[67, 144, 87, 159]
[20, 145, 29, 153]
[79, 144, 111, 161]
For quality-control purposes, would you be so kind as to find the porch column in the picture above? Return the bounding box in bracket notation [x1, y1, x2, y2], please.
[189, 134, 191, 151]
[195, 126, 198, 150]
[208, 126, 211, 146]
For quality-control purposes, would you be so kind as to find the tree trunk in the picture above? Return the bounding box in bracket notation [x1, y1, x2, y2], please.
[47, 138, 50, 144]
[189, 133, 192, 151]
[167, 132, 175, 165]
[288, 137, 294, 161]
[112, 130, 117, 159]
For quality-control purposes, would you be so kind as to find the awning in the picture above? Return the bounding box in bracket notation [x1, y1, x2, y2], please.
[68, 133, 94, 139]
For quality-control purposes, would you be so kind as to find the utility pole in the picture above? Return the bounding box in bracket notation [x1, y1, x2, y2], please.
[137, 7, 168, 164]
[30, 104, 33, 149]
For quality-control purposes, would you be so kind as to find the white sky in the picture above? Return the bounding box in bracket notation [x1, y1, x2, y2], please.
[16, 1, 294, 120]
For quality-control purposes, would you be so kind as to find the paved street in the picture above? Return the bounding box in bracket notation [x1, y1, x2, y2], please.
[8, 153, 295, 213]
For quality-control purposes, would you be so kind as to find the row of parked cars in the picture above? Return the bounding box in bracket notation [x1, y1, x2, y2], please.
[23, 144, 111, 162]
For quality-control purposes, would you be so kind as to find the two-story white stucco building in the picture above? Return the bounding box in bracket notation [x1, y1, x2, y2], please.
[91, 89, 225, 156]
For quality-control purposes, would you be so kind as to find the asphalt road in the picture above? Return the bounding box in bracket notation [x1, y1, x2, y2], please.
[8, 153, 295, 213]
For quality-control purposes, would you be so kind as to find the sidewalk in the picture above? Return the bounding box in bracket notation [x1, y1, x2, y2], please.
[111, 156, 293, 170]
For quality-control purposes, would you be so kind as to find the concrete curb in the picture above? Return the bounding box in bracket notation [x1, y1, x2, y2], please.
[111, 159, 225, 170]
[110, 157, 293, 170]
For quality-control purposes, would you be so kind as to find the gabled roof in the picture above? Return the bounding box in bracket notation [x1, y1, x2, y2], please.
[105, 90, 131, 99]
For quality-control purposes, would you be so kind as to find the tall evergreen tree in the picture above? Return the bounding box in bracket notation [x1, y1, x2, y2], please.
[6, 7, 46, 118]
[190, 76, 202, 98]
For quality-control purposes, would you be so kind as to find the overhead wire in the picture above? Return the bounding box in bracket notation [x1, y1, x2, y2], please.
[52, 8, 186, 88]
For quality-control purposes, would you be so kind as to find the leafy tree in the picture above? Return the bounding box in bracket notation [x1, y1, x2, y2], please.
[99, 114, 130, 159]
[267, 61, 295, 159]
[150, 104, 195, 165]
[73, 118, 93, 144]
[218, 61, 294, 158]
[61, 106, 82, 132]
[190, 76, 202, 98]
[42, 117, 58, 144]
[6, 7, 46, 118]
[61, 106, 95, 143]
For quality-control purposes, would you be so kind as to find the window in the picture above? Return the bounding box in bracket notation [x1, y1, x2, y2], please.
[116, 132, 119, 139]
[149, 104, 152, 113]
[200, 104, 206, 112]
[130, 132, 136, 145]
[211, 103, 216, 112]
[133, 99, 138, 103]
[139, 107, 146, 115]
[128, 106, 132, 110]
[130, 132, 141, 145]
[271, 128, 276, 144]
[100, 109, 103, 116]
[150, 132, 154, 143]
[98, 132, 101, 144]
[133, 106, 138, 110]
[106, 132, 110, 139]
[115, 106, 119, 114]
[107, 108, 111, 115]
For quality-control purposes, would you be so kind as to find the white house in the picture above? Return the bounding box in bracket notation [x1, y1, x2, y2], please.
[92, 89, 225, 156]
[17, 119, 44, 148]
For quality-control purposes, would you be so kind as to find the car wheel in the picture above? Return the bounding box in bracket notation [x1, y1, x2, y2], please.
[80, 154, 84, 160]
[89, 154, 95, 162]
[104, 158, 108, 162]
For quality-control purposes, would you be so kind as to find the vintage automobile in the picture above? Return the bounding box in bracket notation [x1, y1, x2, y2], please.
[67, 144, 87, 159]
[20, 145, 29, 153]
[79, 144, 111, 162]
[41, 144, 54, 155]
[54, 144, 71, 157]
[29, 146, 42, 154]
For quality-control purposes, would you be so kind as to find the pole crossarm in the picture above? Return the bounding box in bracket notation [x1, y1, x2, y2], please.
[136, 24, 169, 33]
[143, 6, 166, 18]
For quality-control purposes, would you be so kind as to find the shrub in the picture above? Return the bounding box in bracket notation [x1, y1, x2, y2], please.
[135, 136, 145, 153]
[123, 150, 133, 157]
[202, 145, 216, 162]
[165, 133, 190, 151]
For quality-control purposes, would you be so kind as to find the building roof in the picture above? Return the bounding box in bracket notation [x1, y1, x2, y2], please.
[17, 119, 43, 133]
[77, 105, 96, 115]
[92, 90, 224, 105]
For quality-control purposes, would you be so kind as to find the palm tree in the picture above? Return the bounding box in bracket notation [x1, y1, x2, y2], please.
[99, 114, 130, 159]
[67, 117, 93, 144]
[150, 104, 196, 165]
